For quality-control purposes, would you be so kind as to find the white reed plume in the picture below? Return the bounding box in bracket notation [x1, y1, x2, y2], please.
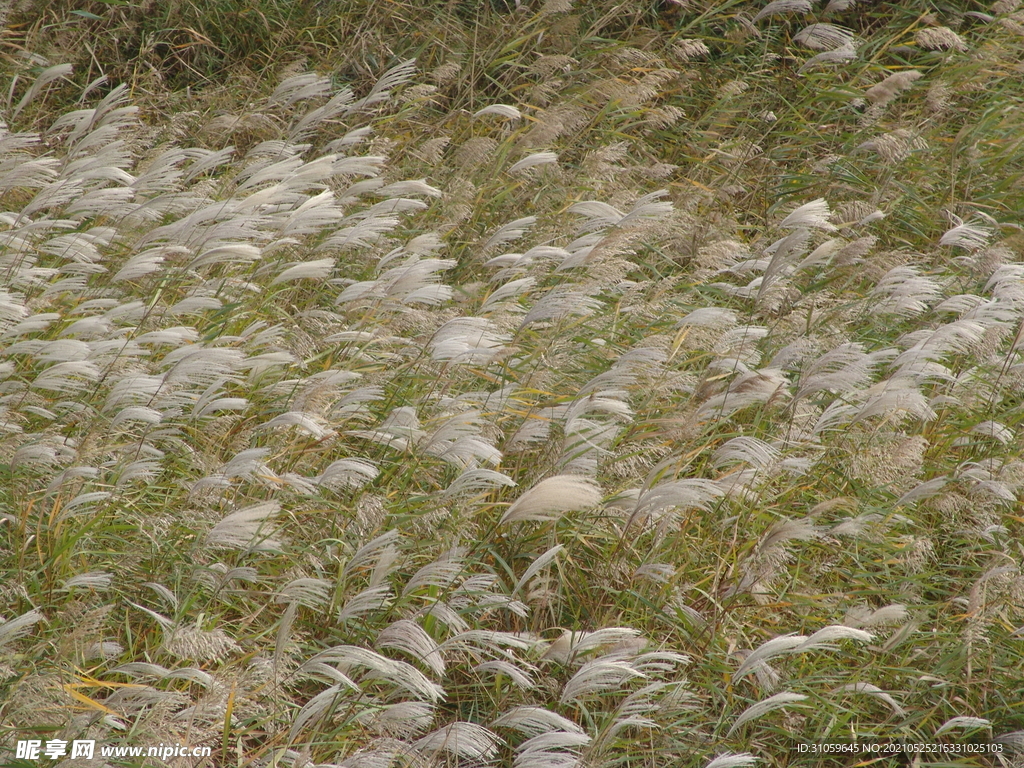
[82, 641, 123, 661]
[916, 27, 968, 52]
[492, 706, 585, 737]
[712, 436, 780, 469]
[320, 215, 400, 251]
[347, 58, 417, 112]
[18, 338, 88, 362]
[673, 39, 711, 60]
[289, 88, 357, 141]
[12, 63, 74, 119]
[480, 276, 536, 312]
[756, 229, 810, 301]
[377, 619, 445, 675]
[556, 233, 607, 270]
[188, 242, 262, 270]
[315, 458, 379, 490]
[618, 189, 674, 226]
[161, 346, 244, 386]
[520, 288, 603, 326]
[337, 256, 456, 307]
[560, 416, 619, 476]
[259, 411, 334, 439]
[51, 83, 137, 147]
[288, 685, 351, 741]
[338, 586, 392, 622]
[117, 662, 215, 689]
[853, 377, 936, 424]
[890, 342, 965, 385]
[302, 644, 445, 701]
[798, 625, 873, 651]
[0, 609, 44, 647]
[706, 754, 760, 768]
[678, 306, 739, 329]
[859, 129, 928, 163]
[726, 692, 808, 736]
[269, 72, 333, 107]
[833, 682, 906, 716]
[474, 104, 522, 120]
[567, 200, 625, 231]
[422, 410, 502, 469]
[628, 479, 725, 528]
[0, 155, 59, 192]
[404, 559, 464, 600]
[565, 390, 633, 423]
[341, 529, 399, 579]
[414, 722, 502, 761]
[441, 468, 516, 498]
[438, 630, 533, 658]
[779, 198, 834, 230]
[560, 657, 646, 703]
[181, 146, 236, 182]
[500, 475, 602, 524]
[275, 578, 331, 609]
[934, 717, 991, 737]
[541, 627, 643, 663]
[733, 634, 807, 681]
[205, 501, 284, 552]
[484, 216, 537, 251]
[192, 386, 248, 419]
[378, 179, 442, 198]
[753, 0, 813, 22]
[360, 701, 435, 739]
[275, 190, 343, 238]
[508, 151, 559, 174]
[416, 600, 470, 633]
[139, 582, 177, 611]
[58, 491, 112, 520]
[475, 660, 536, 690]
[61, 571, 113, 591]
[794, 343, 894, 401]
[515, 731, 591, 768]
[514, 544, 564, 595]
[166, 295, 222, 316]
[794, 23, 856, 50]
[697, 368, 789, 421]
[31, 360, 101, 393]
[569, 190, 673, 233]
[270, 257, 335, 286]
[162, 622, 240, 663]
[864, 70, 922, 105]
[112, 245, 186, 282]
[631, 564, 674, 585]
[193, 448, 271, 492]
[101, 370, 165, 411]
[844, 604, 909, 628]
[714, 324, 768, 360]
[940, 217, 991, 251]
[487, 244, 569, 270]
[11, 436, 77, 469]
[428, 317, 510, 363]
[116, 460, 161, 486]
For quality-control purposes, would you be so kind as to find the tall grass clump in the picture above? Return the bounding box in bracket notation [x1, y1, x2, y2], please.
[2, 1, 1024, 766]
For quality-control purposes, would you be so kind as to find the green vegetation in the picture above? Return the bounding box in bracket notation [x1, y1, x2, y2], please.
[2, 1, 1024, 766]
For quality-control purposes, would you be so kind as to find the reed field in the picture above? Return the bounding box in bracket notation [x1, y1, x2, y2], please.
[1, 1, 1023, 765]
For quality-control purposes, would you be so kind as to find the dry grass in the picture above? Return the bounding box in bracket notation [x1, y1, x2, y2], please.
[2, 1, 1024, 767]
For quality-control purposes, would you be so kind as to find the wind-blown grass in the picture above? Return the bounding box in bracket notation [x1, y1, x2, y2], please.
[2, 2, 1024, 767]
